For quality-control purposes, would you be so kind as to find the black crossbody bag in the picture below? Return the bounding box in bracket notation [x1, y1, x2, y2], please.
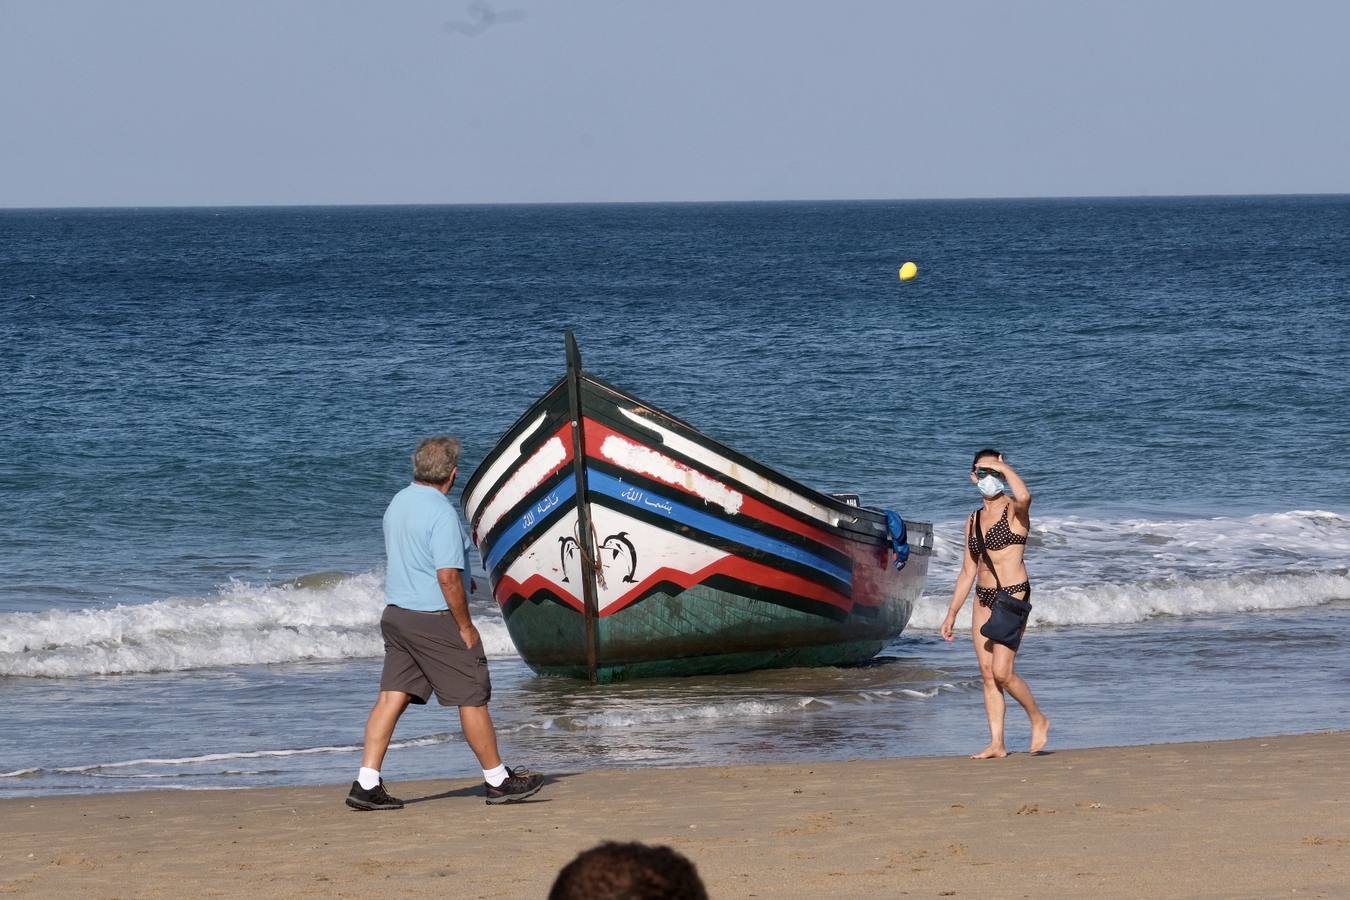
[973, 508, 1032, 648]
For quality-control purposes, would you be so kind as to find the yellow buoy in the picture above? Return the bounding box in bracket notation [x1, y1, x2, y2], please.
[898, 261, 918, 281]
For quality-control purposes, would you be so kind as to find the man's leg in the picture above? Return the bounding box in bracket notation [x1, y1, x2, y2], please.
[346, 690, 413, 810]
[461, 703, 544, 803]
[361, 690, 413, 770]
[458, 704, 502, 770]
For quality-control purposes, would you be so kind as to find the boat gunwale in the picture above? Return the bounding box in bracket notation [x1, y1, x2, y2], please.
[464, 367, 932, 545]
[574, 381, 893, 544]
[579, 371, 893, 527]
[462, 377, 570, 518]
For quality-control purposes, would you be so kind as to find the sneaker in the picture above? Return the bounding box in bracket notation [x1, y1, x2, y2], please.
[345, 779, 404, 811]
[484, 766, 544, 805]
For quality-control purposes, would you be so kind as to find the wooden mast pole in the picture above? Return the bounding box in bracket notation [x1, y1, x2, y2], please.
[564, 330, 601, 684]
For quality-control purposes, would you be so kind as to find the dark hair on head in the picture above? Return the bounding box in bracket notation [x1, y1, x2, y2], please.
[972, 448, 1001, 471]
[549, 841, 708, 900]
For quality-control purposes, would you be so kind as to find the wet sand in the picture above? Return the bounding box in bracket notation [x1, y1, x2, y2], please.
[2, 732, 1346, 898]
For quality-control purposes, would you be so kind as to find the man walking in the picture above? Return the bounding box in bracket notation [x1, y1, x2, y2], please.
[346, 435, 543, 810]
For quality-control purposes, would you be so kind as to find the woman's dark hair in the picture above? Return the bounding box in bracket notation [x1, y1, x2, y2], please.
[972, 448, 1001, 471]
[550, 842, 707, 900]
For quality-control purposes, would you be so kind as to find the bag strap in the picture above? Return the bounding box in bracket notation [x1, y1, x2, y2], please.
[972, 508, 1004, 590]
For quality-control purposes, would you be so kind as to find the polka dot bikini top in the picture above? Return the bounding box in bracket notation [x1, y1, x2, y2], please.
[967, 505, 1028, 557]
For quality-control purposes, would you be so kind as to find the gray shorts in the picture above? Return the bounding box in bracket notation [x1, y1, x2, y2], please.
[379, 605, 492, 707]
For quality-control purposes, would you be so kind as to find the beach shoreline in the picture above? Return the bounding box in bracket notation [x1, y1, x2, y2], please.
[3, 731, 1346, 898]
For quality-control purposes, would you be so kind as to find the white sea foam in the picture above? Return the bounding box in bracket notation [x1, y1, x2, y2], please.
[909, 509, 1350, 631]
[909, 569, 1350, 632]
[0, 767, 41, 779]
[0, 573, 518, 679]
[4, 510, 1346, 678]
[0, 733, 452, 779]
[0, 688, 949, 781]
[505, 685, 956, 734]
[848, 685, 962, 703]
[548, 697, 833, 730]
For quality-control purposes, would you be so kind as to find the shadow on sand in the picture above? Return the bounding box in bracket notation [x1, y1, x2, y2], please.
[404, 771, 574, 806]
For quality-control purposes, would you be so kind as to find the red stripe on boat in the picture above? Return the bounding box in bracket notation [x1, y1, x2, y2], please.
[492, 554, 859, 619]
[597, 555, 858, 617]
[492, 572, 585, 613]
[470, 423, 576, 542]
[583, 420, 845, 549]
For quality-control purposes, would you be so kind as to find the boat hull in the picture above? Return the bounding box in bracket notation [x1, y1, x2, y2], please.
[463, 367, 932, 682]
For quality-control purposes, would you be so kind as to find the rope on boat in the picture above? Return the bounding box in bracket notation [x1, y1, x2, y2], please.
[573, 517, 606, 589]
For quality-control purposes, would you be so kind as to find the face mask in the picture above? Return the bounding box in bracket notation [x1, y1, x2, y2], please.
[976, 475, 1005, 498]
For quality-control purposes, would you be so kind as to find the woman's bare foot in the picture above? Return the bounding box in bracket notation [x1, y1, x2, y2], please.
[1030, 715, 1051, 754]
[971, 744, 1008, 759]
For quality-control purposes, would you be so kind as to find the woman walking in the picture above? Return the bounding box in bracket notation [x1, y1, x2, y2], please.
[941, 449, 1050, 758]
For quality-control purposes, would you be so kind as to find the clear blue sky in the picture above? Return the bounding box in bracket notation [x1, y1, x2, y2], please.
[3, 0, 1348, 206]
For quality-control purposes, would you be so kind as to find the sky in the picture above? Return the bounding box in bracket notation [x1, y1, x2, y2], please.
[2, 0, 1349, 207]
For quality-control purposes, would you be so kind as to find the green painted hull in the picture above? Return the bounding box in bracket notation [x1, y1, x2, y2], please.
[504, 581, 917, 683]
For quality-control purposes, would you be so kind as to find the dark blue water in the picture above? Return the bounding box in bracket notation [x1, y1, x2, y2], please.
[3, 198, 1349, 796]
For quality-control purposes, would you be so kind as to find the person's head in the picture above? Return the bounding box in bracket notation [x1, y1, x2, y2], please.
[411, 436, 461, 490]
[548, 841, 707, 900]
[970, 447, 1005, 498]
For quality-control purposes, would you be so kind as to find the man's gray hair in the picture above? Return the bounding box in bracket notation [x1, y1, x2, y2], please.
[412, 436, 462, 484]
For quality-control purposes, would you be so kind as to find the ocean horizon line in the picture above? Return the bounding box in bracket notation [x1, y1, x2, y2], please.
[4, 190, 1350, 213]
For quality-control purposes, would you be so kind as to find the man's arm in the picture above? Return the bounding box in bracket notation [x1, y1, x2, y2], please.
[437, 567, 480, 650]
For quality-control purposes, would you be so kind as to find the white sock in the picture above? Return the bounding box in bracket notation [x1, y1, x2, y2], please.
[357, 767, 381, 790]
[483, 764, 508, 787]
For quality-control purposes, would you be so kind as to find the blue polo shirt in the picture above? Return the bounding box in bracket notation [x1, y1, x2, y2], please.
[383, 482, 472, 612]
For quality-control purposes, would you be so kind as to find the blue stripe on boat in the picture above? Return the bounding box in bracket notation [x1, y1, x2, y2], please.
[587, 471, 853, 587]
[482, 479, 579, 574]
[481, 472, 853, 588]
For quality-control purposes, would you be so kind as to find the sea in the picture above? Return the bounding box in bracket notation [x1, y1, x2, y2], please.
[3, 197, 1349, 798]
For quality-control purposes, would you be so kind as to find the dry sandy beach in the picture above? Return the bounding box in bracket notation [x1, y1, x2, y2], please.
[3, 732, 1346, 899]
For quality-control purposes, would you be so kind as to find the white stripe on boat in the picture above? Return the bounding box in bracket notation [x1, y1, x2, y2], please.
[497, 507, 728, 615]
[473, 436, 568, 541]
[618, 408, 841, 527]
[600, 434, 744, 515]
[588, 506, 729, 613]
[464, 412, 549, 522]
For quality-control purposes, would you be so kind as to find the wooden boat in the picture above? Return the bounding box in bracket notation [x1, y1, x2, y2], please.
[462, 333, 933, 683]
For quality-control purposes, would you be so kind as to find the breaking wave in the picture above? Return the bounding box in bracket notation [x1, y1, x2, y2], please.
[909, 509, 1350, 631]
[3, 510, 1347, 677]
[908, 568, 1350, 632]
[0, 572, 517, 679]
